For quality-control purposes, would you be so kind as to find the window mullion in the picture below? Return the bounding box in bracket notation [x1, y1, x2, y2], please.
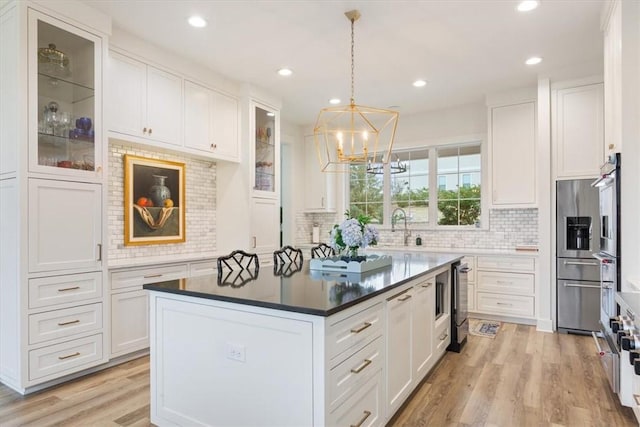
[429, 147, 437, 229]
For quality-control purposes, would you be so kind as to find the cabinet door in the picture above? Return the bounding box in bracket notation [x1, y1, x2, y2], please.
[386, 288, 413, 416]
[146, 66, 182, 146]
[303, 135, 335, 211]
[555, 83, 604, 178]
[252, 103, 279, 197]
[184, 80, 211, 153]
[412, 278, 434, 381]
[250, 197, 279, 253]
[107, 51, 146, 138]
[28, 179, 102, 273]
[111, 289, 149, 357]
[490, 102, 536, 206]
[211, 90, 239, 161]
[30, 11, 103, 178]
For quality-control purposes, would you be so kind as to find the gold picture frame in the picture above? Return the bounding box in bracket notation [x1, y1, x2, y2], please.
[124, 155, 186, 246]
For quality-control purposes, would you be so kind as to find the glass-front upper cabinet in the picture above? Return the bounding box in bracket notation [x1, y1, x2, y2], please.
[29, 10, 102, 178]
[253, 103, 279, 197]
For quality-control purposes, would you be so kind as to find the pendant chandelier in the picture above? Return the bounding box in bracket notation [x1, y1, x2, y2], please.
[367, 156, 407, 175]
[313, 10, 399, 173]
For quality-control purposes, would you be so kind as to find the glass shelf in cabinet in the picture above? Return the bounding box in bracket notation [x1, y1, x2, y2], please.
[38, 132, 94, 147]
[38, 72, 94, 104]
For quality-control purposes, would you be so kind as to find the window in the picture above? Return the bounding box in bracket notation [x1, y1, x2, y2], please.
[348, 164, 383, 223]
[436, 145, 481, 226]
[348, 142, 482, 227]
[390, 149, 429, 223]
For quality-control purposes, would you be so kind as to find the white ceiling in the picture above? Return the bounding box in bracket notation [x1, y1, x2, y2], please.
[84, 0, 605, 126]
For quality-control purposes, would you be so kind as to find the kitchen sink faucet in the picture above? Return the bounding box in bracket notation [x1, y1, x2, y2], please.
[391, 207, 411, 246]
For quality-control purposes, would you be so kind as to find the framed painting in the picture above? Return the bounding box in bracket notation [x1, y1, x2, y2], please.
[124, 154, 186, 246]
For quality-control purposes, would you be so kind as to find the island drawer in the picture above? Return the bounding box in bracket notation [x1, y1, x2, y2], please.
[477, 271, 534, 295]
[477, 256, 535, 272]
[29, 303, 103, 345]
[327, 302, 383, 363]
[29, 334, 103, 381]
[189, 260, 217, 277]
[434, 315, 450, 355]
[111, 264, 188, 290]
[29, 272, 102, 309]
[328, 369, 383, 427]
[476, 292, 534, 317]
[328, 336, 383, 413]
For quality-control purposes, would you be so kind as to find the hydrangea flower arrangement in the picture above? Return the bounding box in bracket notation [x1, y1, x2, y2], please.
[330, 211, 379, 260]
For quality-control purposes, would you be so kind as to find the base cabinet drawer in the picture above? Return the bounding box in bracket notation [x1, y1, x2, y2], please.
[476, 292, 534, 317]
[29, 303, 103, 345]
[329, 336, 383, 412]
[327, 303, 383, 362]
[189, 260, 217, 277]
[111, 264, 188, 290]
[477, 271, 534, 295]
[29, 272, 102, 309]
[329, 370, 383, 427]
[434, 315, 450, 355]
[29, 334, 104, 381]
[477, 256, 535, 272]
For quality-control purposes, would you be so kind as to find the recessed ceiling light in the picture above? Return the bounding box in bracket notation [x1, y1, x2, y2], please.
[277, 68, 293, 77]
[413, 79, 427, 88]
[329, 98, 341, 105]
[266, 112, 275, 117]
[187, 16, 207, 28]
[517, 1, 539, 12]
[525, 56, 542, 65]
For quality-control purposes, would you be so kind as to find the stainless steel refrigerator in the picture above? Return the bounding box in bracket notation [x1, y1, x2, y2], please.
[556, 179, 601, 333]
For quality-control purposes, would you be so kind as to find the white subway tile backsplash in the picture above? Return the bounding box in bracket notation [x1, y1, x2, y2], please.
[296, 208, 538, 250]
[107, 142, 217, 263]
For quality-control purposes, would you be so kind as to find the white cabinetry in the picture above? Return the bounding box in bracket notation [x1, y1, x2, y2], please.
[304, 135, 335, 212]
[603, 0, 622, 157]
[386, 287, 413, 416]
[489, 101, 536, 207]
[0, 3, 108, 394]
[184, 80, 239, 162]
[28, 179, 102, 273]
[411, 277, 435, 382]
[250, 197, 280, 266]
[109, 263, 189, 358]
[554, 83, 604, 178]
[108, 51, 182, 146]
[473, 255, 536, 321]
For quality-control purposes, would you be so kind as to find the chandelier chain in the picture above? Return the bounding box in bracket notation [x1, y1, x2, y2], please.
[350, 16, 355, 105]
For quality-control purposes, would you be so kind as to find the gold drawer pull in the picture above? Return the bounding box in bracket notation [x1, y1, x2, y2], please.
[496, 280, 513, 284]
[421, 282, 433, 288]
[439, 333, 448, 341]
[350, 322, 372, 334]
[634, 394, 640, 406]
[350, 410, 372, 427]
[496, 302, 513, 306]
[350, 359, 372, 374]
[144, 274, 163, 279]
[57, 286, 80, 292]
[398, 294, 412, 302]
[58, 319, 80, 326]
[58, 352, 80, 360]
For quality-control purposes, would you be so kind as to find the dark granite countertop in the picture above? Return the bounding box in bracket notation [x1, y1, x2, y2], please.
[143, 252, 462, 316]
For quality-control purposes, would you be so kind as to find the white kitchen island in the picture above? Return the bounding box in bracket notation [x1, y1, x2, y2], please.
[144, 252, 461, 426]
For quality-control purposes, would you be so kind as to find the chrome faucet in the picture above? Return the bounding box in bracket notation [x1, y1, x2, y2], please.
[391, 207, 411, 246]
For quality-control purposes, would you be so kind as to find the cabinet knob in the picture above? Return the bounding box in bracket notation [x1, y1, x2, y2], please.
[143, 127, 147, 134]
[211, 143, 217, 150]
[148, 128, 153, 135]
[609, 144, 615, 150]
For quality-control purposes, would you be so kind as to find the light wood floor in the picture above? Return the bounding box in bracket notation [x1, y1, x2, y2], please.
[0, 323, 636, 426]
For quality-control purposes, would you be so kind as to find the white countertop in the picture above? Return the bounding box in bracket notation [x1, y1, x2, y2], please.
[108, 251, 219, 269]
[298, 243, 538, 257]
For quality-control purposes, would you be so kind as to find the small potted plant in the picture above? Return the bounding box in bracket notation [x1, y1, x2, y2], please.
[329, 211, 379, 262]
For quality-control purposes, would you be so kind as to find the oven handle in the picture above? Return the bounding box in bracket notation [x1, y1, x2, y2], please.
[592, 331, 607, 356]
[564, 283, 600, 289]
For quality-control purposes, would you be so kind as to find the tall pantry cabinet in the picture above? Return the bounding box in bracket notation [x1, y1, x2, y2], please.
[0, 1, 110, 394]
